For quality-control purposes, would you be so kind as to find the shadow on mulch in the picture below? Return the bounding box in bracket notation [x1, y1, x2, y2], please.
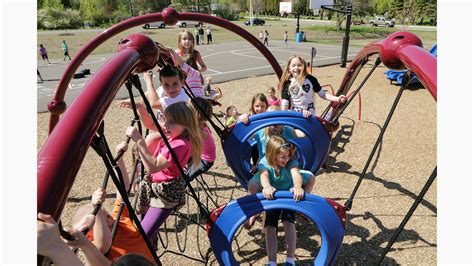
[324, 117, 437, 214]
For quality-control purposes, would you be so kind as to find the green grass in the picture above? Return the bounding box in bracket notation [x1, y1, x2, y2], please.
[37, 20, 436, 60]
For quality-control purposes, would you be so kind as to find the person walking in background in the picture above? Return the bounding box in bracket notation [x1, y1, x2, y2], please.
[39, 44, 51, 64]
[206, 25, 213, 44]
[283, 31, 288, 48]
[61, 40, 72, 61]
[194, 25, 200, 45]
[259, 31, 264, 43]
[263, 30, 269, 46]
[198, 25, 205, 45]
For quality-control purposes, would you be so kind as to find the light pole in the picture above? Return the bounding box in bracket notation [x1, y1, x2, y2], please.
[250, 0, 253, 26]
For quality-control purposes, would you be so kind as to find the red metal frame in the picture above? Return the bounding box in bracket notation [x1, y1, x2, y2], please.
[38, 12, 436, 221]
[48, 10, 283, 133]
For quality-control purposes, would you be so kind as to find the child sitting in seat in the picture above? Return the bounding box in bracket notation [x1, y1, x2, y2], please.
[126, 102, 202, 242]
[245, 135, 315, 266]
[71, 142, 156, 262]
[186, 97, 216, 181]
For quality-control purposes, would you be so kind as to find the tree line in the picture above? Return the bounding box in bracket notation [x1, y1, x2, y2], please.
[37, 0, 437, 30]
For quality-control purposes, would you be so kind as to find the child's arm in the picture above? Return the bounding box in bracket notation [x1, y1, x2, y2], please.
[66, 228, 112, 266]
[143, 72, 163, 110]
[126, 126, 169, 174]
[169, 48, 184, 67]
[239, 113, 251, 124]
[195, 51, 207, 73]
[117, 100, 159, 131]
[290, 167, 304, 201]
[317, 90, 347, 104]
[81, 188, 112, 253]
[115, 142, 131, 199]
[290, 128, 306, 138]
[260, 169, 276, 200]
[37, 213, 83, 266]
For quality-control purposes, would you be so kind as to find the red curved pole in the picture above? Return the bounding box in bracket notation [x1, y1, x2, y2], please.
[38, 49, 143, 220]
[48, 9, 281, 133]
[336, 32, 436, 103]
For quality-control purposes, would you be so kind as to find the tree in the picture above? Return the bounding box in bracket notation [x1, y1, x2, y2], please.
[38, 7, 82, 30]
[352, 0, 375, 18]
[42, 0, 64, 9]
[374, 0, 391, 16]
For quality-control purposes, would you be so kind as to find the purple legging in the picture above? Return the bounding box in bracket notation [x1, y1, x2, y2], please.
[141, 207, 173, 239]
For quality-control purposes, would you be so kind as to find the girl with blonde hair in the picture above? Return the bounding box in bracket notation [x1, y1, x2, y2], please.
[125, 101, 202, 241]
[176, 29, 207, 73]
[245, 135, 315, 265]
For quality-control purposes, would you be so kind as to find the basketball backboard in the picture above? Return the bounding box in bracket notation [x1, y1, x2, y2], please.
[309, 0, 334, 9]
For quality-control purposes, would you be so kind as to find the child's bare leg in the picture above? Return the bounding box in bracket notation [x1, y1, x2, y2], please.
[145, 132, 162, 152]
[265, 225, 278, 263]
[244, 181, 260, 228]
[283, 221, 297, 260]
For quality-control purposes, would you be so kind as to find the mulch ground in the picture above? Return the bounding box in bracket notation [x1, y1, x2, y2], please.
[37, 61, 437, 265]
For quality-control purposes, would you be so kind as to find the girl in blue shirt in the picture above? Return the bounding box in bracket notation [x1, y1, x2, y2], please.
[244, 135, 315, 266]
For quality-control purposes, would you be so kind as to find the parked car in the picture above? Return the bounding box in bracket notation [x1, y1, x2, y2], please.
[369, 17, 395, 27]
[351, 19, 366, 25]
[244, 18, 265, 26]
[142, 22, 166, 29]
[176, 21, 203, 27]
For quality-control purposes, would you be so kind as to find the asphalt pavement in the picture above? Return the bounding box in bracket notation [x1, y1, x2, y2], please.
[37, 40, 360, 113]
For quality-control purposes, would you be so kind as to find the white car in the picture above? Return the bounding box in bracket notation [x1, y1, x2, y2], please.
[142, 22, 166, 29]
[176, 21, 203, 28]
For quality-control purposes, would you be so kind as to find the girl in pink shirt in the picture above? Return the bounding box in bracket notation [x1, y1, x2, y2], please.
[266, 86, 281, 107]
[186, 97, 216, 181]
[126, 101, 202, 242]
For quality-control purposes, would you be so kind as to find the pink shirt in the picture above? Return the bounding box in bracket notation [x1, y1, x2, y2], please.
[267, 97, 281, 107]
[181, 63, 204, 97]
[201, 126, 216, 162]
[151, 137, 192, 183]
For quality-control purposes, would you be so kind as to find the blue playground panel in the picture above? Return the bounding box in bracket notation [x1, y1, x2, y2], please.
[207, 191, 346, 266]
[384, 44, 437, 85]
[223, 111, 330, 189]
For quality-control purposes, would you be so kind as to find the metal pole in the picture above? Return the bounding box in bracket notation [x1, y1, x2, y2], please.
[296, 13, 300, 33]
[250, 0, 253, 26]
[340, 5, 352, 67]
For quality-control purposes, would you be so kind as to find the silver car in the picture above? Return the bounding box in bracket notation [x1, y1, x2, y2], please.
[176, 21, 203, 28]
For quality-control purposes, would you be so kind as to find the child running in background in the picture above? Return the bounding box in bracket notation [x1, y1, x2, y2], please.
[245, 135, 315, 266]
[266, 87, 281, 107]
[176, 30, 207, 74]
[225, 105, 239, 127]
[39, 44, 51, 64]
[280, 55, 346, 117]
[71, 142, 156, 262]
[126, 101, 202, 242]
[186, 97, 216, 181]
[239, 93, 268, 124]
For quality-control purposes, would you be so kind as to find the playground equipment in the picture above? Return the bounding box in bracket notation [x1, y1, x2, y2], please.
[384, 44, 437, 86]
[37, 6, 437, 264]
